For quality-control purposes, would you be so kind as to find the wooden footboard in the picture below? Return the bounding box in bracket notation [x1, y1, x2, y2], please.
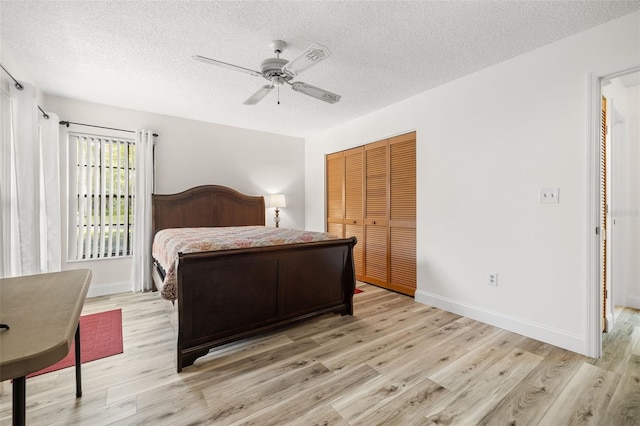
[175, 237, 356, 371]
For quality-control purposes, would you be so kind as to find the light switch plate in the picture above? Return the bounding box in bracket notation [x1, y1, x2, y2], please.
[538, 188, 559, 204]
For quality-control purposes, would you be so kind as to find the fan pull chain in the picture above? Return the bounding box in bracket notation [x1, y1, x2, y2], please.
[278, 86, 280, 105]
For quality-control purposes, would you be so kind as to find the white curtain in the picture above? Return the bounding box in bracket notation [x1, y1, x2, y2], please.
[39, 111, 62, 272]
[0, 74, 17, 276]
[0, 78, 61, 278]
[130, 129, 154, 292]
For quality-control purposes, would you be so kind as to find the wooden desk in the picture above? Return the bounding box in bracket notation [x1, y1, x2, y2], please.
[0, 269, 92, 426]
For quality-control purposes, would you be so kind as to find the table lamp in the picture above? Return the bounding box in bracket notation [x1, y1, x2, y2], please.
[267, 194, 286, 227]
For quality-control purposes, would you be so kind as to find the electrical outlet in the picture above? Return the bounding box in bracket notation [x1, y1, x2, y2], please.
[487, 272, 498, 287]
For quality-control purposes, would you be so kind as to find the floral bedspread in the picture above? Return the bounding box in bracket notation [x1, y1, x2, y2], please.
[152, 226, 338, 301]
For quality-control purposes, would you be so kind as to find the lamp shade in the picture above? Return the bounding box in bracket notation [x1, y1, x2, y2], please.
[267, 194, 286, 208]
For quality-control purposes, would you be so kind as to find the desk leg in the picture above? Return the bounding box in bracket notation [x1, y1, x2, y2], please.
[12, 376, 25, 426]
[75, 323, 82, 397]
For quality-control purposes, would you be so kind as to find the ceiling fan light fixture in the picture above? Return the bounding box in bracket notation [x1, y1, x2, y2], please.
[271, 76, 285, 86]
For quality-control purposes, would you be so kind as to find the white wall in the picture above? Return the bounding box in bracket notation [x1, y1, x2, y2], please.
[45, 96, 305, 296]
[305, 11, 640, 356]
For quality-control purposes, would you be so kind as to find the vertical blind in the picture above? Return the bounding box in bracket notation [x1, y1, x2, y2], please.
[68, 133, 135, 260]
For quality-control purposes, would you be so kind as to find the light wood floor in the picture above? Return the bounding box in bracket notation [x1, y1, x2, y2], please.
[1, 282, 639, 425]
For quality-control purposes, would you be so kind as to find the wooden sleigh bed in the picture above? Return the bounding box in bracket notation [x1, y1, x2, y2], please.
[151, 185, 356, 372]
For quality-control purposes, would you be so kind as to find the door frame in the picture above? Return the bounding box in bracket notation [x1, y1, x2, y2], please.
[587, 72, 602, 358]
[587, 66, 640, 358]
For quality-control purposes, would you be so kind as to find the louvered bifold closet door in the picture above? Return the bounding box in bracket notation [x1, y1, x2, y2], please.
[326, 152, 345, 238]
[344, 147, 364, 279]
[389, 132, 416, 295]
[364, 140, 389, 285]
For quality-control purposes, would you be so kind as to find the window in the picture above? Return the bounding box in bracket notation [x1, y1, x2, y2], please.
[68, 133, 135, 260]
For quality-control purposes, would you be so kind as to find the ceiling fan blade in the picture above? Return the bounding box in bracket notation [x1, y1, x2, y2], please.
[282, 43, 332, 77]
[192, 55, 262, 77]
[243, 85, 274, 105]
[290, 82, 341, 104]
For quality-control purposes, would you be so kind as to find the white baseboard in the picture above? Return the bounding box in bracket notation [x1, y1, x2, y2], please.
[87, 281, 130, 298]
[626, 295, 640, 310]
[415, 290, 587, 356]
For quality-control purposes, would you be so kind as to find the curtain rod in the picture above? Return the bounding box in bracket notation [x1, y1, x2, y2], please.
[1, 64, 49, 119]
[0, 64, 24, 90]
[59, 120, 158, 137]
[38, 105, 49, 119]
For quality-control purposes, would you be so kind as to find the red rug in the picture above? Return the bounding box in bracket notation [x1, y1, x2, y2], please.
[28, 309, 123, 378]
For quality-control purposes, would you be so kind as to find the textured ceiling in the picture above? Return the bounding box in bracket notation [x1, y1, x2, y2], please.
[1, 1, 639, 137]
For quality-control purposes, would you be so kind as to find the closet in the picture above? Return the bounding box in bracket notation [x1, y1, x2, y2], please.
[326, 131, 416, 296]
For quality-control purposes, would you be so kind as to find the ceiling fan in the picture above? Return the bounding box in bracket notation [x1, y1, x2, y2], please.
[193, 40, 341, 105]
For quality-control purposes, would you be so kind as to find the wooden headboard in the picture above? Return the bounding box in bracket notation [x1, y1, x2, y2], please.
[152, 185, 265, 235]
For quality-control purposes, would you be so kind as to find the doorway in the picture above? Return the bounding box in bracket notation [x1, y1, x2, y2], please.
[598, 68, 640, 337]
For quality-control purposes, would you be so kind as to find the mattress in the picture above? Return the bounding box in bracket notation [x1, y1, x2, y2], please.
[152, 226, 338, 300]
